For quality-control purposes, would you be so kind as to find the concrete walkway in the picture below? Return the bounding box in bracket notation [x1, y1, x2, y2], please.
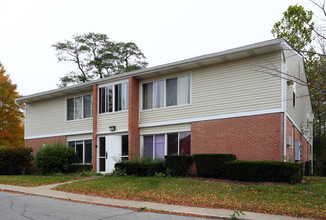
[0, 180, 312, 220]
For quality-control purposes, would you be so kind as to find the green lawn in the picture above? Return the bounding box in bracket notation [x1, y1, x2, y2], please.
[54, 176, 326, 219]
[0, 175, 83, 187]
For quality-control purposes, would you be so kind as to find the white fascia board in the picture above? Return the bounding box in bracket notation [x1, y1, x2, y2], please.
[139, 108, 282, 128]
[25, 130, 93, 140]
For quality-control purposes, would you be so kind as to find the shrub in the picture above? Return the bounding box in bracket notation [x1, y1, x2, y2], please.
[224, 160, 303, 183]
[0, 146, 33, 174]
[115, 158, 165, 177]
[35, 143, 77, 174]
[193, 154, 236, 178]
[165, 155, 193, 176]
[67, 164, 92, 173]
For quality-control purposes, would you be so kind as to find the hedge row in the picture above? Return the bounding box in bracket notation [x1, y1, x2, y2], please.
[224, 161, 303, 183]
[165, 155, 193, 176]
[115, 161, 165, 176]
[0, 146, 33, 175]
[193, 154, 237, 178]
[115, 154, 303, 183]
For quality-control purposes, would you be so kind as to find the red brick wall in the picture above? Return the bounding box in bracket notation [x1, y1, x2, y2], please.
[25, 136, 66, 153]
[128, 76, 140, 159]
[285, 117, 312, 163]
[286, 117, 293, 161]
[92, 84, 98, 171]
[191, 113, 284, 161]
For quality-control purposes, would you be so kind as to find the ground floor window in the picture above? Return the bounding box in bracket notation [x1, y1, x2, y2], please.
[143, 132, 190, 159]
[68, 140, 92, 164]
[121, 135, 129, 160]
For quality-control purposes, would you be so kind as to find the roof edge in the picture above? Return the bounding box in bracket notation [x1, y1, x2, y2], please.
[16, 38, 284, 103]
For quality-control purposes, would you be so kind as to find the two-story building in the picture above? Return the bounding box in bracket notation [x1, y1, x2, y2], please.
[16, 38, 313, 173]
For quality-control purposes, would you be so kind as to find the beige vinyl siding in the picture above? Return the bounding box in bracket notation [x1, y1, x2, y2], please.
[140, 52, 282, 125]
[284, 49, 313, 142]
[25, 92, 93, 138]
[140, 123, 190, 135]
[66, 133, 92, 142]
[97, 111, 128, 134]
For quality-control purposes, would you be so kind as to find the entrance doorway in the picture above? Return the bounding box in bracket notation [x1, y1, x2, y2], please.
[98, 134, 128, 173]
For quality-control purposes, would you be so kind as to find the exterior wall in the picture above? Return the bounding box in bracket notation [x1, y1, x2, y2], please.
[129, 76, 140, 158]
[286, 117, 294, 161]
[25, 91, 93, 138]
[25, 136, 66, 153]
[140, 123, 190, 135]
[286, 116, 312, 163]
[191, 113, 283, 161]
[97, 112, 128, 134]
[140, 52, 282, 126]
[66, 133, 92, 142]
[284, 48, 313, 144]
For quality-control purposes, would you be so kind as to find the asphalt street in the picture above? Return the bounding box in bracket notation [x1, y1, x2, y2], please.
[0, 191, 209, 220]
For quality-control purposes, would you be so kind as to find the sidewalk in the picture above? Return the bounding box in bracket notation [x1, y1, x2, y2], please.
[0, 180, 312, 220]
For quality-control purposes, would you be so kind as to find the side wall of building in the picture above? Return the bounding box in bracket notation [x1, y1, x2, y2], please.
[283, 47, 313, 144]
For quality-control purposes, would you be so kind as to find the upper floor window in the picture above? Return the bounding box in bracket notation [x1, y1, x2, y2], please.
[99, 82, 129, 114]
[67, 94, 93, 121]
[142, 74, 191, 110]
[293, 82, 296, 108]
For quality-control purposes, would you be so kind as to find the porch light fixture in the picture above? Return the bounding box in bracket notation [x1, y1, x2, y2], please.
[109, 126, 116, 131]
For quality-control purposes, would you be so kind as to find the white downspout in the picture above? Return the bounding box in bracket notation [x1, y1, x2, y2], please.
[281, 47, 287, 162]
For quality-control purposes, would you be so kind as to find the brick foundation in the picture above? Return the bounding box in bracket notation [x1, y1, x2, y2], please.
[191, 113, 284, 161]
[128, 76, 140, 159]
[25, 136, 67, 153]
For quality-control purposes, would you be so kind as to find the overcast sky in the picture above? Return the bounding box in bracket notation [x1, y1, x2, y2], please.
[0, 0, 314, 96]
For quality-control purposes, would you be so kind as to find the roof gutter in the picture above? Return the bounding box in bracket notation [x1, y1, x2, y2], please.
[15, 99, 25, 110]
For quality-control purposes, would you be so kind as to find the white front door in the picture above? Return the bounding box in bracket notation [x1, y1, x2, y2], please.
[106, 135, 121, 173]
[98, 135, 122, 173]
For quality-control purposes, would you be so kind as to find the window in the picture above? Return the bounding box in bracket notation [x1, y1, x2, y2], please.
[143, 132, 191, 159]
[154, 80, 164, 108]
[143, 82, 153, 110]
[99, 82, 128, 114]
[121, 135, 129, 160]
[142, 74, 191, 110]
[293, 82, 296, 107]
[166, 78, 177, 106]
[68, 140, 92, 164]
[67, 94, 93, 121]
[178, 76, 190, 105]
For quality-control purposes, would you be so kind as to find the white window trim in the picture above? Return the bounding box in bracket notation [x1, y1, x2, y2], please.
[140, 73, 192, 111]
[66, 94, 93, 122]
[98, 80, 129, 115]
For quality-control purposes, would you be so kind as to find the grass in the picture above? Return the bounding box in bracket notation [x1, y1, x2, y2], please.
[0, 174, 84, 187]
[54, 176, 326, 219]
